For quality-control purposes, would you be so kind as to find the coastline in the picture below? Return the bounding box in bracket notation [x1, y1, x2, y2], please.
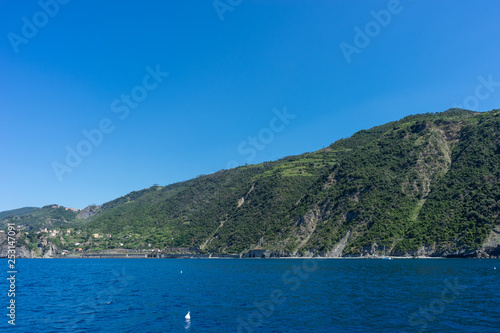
[5, 255, 494, 259]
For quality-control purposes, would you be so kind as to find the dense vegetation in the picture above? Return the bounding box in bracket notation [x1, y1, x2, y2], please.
[0, 206, 38, 220]
[1, 205, 79, 230]
[2, 108, 500, 257]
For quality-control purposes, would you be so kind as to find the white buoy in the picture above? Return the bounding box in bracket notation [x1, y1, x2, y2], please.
[495, 267, 497, 270]
[185, 311, 191, 320]
[181, 270, 183, 274]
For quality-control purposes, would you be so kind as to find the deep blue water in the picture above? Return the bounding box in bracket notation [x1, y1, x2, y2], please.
[1, 258, 499, 332]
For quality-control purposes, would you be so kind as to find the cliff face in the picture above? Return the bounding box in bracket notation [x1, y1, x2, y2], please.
[0, 244, 34, 258]
[477, 227, 500, 258]
[76, 205, 101, 219]
[0, 232, 59, 258]
[0, 233, 32, 258]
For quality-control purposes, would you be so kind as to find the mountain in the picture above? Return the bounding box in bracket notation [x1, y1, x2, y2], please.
[0, 207, 38, 220]
[3, 108, 500, 258]
[0, 205, 81, 230]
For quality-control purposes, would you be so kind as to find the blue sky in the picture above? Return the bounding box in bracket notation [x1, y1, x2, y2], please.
[1, 0, 500, 211]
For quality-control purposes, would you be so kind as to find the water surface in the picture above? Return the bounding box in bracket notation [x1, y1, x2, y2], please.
[1, 258, 499, 332]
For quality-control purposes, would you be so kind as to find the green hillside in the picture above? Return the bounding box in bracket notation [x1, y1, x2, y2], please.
[5, 108, 500, 258]
[0, 205, 81, 230]
[0, 207, 38, 220]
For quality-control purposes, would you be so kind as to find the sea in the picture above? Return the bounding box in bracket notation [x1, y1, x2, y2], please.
[1, 258, 499, 332]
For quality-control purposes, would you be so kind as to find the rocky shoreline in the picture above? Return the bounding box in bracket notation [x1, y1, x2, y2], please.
[1, 229, 499, 259]
[1, 246, 498, 259]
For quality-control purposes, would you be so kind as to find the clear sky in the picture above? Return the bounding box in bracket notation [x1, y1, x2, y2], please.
[1, 0, 500, 211]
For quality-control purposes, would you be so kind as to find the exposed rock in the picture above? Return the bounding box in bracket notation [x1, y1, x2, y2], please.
[77, 205, 101, 219]
[0, 245, 34, 258]
[237, 183, 255, 208]
[293, 205, 321, 255]
[42, 244, 58, 258]
[480, 227, 500, 258]
[269, 249, 292, 257]
[326, 231, 351, 257]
